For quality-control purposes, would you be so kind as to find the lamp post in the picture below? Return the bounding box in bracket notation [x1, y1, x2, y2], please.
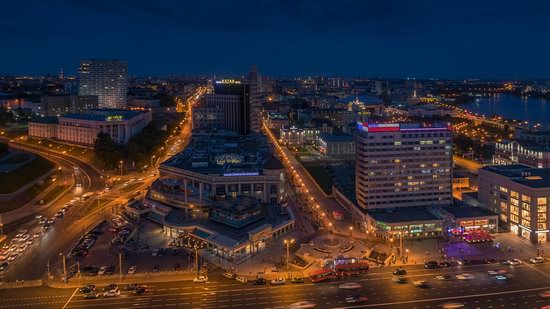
[119, 160, 124, 176]
[349, 226, 354, 243]
[284, 239, 295, 270]
[150, 155, 156, 169]
[195, 245, 200, 278]
[399, 231, 403, 258]
[328, 222, 333, 244]
[60, 252, 67, 282]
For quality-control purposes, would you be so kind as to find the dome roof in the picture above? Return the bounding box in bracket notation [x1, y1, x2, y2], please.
[263, 156, 284, 170]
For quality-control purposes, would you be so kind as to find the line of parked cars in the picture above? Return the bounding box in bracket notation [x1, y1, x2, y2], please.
[79, 283, 146, 299]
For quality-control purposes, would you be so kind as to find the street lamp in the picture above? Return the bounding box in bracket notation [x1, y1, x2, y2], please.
[119, 160, 124, 176]
[328, 222, 334, 243]
[284, 239, 295, 270]
[349, 226, 353, 241]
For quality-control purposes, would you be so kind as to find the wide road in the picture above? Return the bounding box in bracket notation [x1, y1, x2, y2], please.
[453, 155, 483, 172]
[3, 260, 550, 308]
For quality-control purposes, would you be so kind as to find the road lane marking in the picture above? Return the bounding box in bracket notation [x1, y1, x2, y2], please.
[334, 285, 550, 308]
[62, 288, 79, 309]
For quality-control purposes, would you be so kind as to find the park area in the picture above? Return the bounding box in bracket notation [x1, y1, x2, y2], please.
[0, 154, 54, 194]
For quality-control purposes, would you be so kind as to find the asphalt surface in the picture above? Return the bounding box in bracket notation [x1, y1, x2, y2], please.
[2, 261, 550, 308]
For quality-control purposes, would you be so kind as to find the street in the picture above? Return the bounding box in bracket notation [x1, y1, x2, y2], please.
[2, 260, 550, 308]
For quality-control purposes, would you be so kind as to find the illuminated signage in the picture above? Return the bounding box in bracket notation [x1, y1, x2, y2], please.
[223, 172, 259, 177]
[106, 115, 124, 121]
[215, 79, 242, 85]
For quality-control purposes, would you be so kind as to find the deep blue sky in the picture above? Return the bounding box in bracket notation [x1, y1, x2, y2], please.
[1, 0, 549, 78]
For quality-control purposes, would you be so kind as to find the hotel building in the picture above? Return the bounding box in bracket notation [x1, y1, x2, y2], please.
[355, 122, 453, 210]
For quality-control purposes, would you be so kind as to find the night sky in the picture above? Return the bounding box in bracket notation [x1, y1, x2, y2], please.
[1, 0, 549, 78]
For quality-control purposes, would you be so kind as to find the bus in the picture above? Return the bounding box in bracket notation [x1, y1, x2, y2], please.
[335, 261, 370, 277]
[309, 268, 337, 283]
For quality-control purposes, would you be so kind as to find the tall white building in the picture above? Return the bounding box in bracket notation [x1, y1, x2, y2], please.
[355, 122, 453, 210]
[78, 60, 128, 109]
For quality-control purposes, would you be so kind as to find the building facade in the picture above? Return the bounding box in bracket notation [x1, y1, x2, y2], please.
[78, 60, 128, 109]
[355, 122, 453, 210]
[40, 95, 98, 116]
[478, 165, 550, 243]
[494, 140, 550, 168]
[279, 126, 320, 145]
[318, 133, 355, 157]
[28, 109, 152, 145]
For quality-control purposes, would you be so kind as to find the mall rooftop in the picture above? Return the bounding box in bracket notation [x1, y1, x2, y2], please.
[161, 132, 275, 177]
[61, 108, 147, 122]
[481, 164, 550, 188]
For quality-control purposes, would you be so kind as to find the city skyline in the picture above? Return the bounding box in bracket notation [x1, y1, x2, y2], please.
[1, 0, 550, 78]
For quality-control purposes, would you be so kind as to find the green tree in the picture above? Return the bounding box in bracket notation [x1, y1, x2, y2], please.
[93, 132, 120, 169]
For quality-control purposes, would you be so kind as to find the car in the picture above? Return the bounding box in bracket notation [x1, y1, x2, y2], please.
[152, 265, 160, 272]
[345, 295, 368, 304]
[103, 283, 118, 291]
[442, 303, 465, 309]
[392, 268, 407, 275]
[439, 261, 452, 268]
[530, 256, 545, 264]
[79, 285, 96, 293]
[235, 276, 248, 284]
[35, 215, 44, 220]
[158, 248, 166, 256]
[98, 266, 107, 275]
[83, 292, 99, 299]
[539, 290, 550, 298]
[457, 259, 471, 265]
[25, 240, 33, 246]
[133, 287, 146, 295]
[507, 259, 521, 265]
[16, 244, 28, 252]
[88, 266, 99, 276]
[103, 288, 120, 297]
[435, 275, 453, 281]
[254, 278, 267, 285]
[105, 265, 115, 275]
[128, 266, 137, 274]
[338, 282, 362, 290]
[291, 277, 305, 284]
[152, 249, 159, 256]
[124, 284, 139, 291]
[392, 276, 407, 284]
[16, 230, 28, 238]
[413, 280, 430, 288]
[172, 249, 179, 256]
[270, 278, 286, 285]
[424, 261, 439, 269]
[7, 253, 18, 261]
[0, 262, 8, 272]
[19, 234, 30, 242]
[55, 212, 64, 218]
[289, 301, 316, 309]
[38, 218, 47, 225]
[46, 218, 55, 225]
[456, 273, 475, 280]
[223, 272, 237, 280]
[193, 276, 209, 283]
[32, 232, 41, 240]
[494, 275, 508, 280]
[485, 258, 498, 264]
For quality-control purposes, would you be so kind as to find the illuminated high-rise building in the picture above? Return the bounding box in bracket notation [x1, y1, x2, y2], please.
[78, 60, 128, 109]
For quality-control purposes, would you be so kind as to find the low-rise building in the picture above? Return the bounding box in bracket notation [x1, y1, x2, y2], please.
[478, 164, 550, 243]
[494, 139, 550, 168]
[28, 108, 152, 145]
[318, 133, 355, 157]
[279, 126, 319, 145]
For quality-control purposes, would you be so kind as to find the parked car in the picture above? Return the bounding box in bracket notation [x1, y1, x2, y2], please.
[103, 288, 120, 297]
[254, 278, 267, 285]
[193, 276, 208, 283]
[507, 259, 521, 265]
[270, 278, 286, 285]
[152, 265, 160, 273]
[98, 266, 107, 276]
[128, 266, 137, 274]
[83, 292, 99, 299]
[235, 276, 248, 284]
[424, 261, 439, 269]
[291, 277, 305, 284]
[530, 257, 545, 264]
[133, 287, 146, 295]
[79, 284, 96, 293]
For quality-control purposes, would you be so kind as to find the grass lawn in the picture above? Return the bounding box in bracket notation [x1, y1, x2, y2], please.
[301, 162, 333, 195]
[0, 155, 54, 194]
[0, 153, 32, 164]
[40, 185, 69, 204]
[0, 183, 43, 213]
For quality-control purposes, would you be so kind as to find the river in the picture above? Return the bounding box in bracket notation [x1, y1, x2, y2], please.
[461, 94, 550, 129]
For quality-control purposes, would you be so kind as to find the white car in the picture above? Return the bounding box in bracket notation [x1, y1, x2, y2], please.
[8, 253, 19, 261]
[19, 235, 30, 242]
[507, 259, 521, 265]
[16, 244, 27, 252]
[193, 276, 208, 283]
[456, 273, 475, 280]
[338, 282, 362, 289]
[98, 266, 107, 275]
[289, 301, 316, 309]
[529, 257, 544, 264]
[235, 276, 248, 284]
[270, 278, 286, 285]
[32, 232, 41, 240]
[103, 288, 120, 297]
[128, 266, 137, 274]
